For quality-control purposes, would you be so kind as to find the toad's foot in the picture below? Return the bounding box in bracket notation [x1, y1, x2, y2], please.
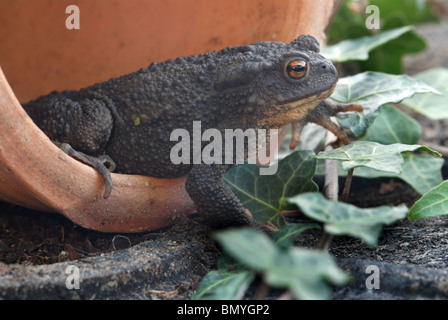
[57, 142, 116, 199]
[289, 100, 363, 149]
[249, 216, 279, 234]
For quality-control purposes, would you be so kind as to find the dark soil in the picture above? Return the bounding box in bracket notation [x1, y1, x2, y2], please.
[0, 201, 180, 265]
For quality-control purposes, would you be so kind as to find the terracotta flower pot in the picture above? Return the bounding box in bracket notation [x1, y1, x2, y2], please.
[0, 0, 336, 232]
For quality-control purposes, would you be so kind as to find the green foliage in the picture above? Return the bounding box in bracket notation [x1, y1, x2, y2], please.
[287, 193, 408, 247]
[362, 104, 421, 144]
[270, 223, 321, 250]
[316, 141, 439, 174]
[327, 0, 436, 73]
[331, 71, 439, 137]
[402, 68, 448, 120]
[359, 28, 426, 74]
[223, 150, 318, 227]
[192, 227, 348, 300]
[409, 181, 448, 220]
[369, 0, 437, 24]
[357, 104, 444, 195]
[191, 268, 254, 300]
[354, 153, 444, 196]
[397, 68, 448, 219]
[322, 26, 413, 63]
[328, 0, 437, 43]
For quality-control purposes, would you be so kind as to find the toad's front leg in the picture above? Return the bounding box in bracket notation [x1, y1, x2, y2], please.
[185, 164, 254, 228]
[290, 99, 363, 148]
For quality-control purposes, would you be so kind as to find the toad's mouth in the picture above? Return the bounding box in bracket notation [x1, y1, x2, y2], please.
[277, 81, 337, 107]
[260, 82, 337, 127]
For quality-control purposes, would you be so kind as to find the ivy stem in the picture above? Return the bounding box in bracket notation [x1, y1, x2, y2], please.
[316, 232, 334, 251]
[323, 151, 339, 201]
[340, 168, 354, 203]
[253, 281, 270, 300]
[316, 131, 340, 251]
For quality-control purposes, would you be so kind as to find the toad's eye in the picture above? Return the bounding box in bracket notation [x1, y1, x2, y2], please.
[285, 59, 308, 79]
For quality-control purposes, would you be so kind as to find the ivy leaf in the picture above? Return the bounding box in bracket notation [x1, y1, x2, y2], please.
[287, 192, 408, 247]
[327, 0, 437, 45]
[191, 269, 254, 300]
[327, 0, 435, 73]
[213, 228, 278, 271]
[402, 68, 448, 120]
[315, 112, 443, 194]
[362, 104, 421, 145]
[223, 150, 318, 227]
[354, 153, 444, 196]
[270, 223, 321, 250]
[264, 248, 348, 300]
[316, 153, 443, 196]
[356, 104, 443, 195]
[212, 228, 348, 300]
[316, 141, 439, 174]
[332, 72, 439, 137]
[322, 26, 413, 62]
[359, 26, 426, 74]
[409, 180, 448, 220]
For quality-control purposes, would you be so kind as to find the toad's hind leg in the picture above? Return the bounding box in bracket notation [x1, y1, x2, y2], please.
[23, 90, 116, 198]
[57, 142, 116, 199]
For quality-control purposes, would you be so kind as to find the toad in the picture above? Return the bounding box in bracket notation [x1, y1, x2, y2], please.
[23, 35, 360, 229]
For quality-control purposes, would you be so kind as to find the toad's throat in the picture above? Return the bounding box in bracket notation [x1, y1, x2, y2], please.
[261, 83, 337, 127]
